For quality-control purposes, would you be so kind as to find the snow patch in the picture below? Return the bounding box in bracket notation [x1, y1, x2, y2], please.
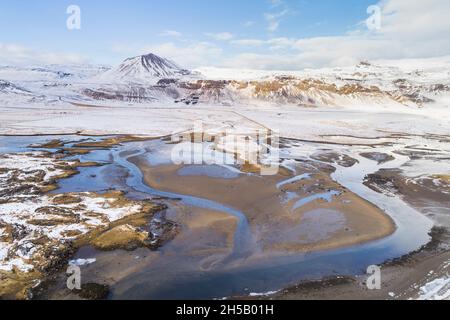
[69, 258, 96, 266]
[418, 277, 450, 300]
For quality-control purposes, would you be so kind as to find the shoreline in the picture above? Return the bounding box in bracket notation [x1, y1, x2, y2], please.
[259, 227, 450, 300]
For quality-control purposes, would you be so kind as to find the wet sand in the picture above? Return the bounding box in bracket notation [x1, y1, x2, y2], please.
[176, 208, 238, 258]
[132, 157, 395, 255]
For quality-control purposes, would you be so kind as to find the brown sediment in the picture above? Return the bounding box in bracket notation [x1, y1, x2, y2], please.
[90, 224, 152, 251]
[73, 283, 110, 300]
[30, 139, 64, 149]
[360, 152, 395, 164]
[28, 201, 172, 301]
[311, 151, 359, 167]
[283, 136, 393, 147]
[60, 148, 92, 156]
[30, 135, 159, 157]
[364, 169, 450, 205]
[364, 169, 450, 233]
[0, 270, 42, 300]
[432, 174, 450, 184]
[0, 238, 77, 299]
[131, 157, 396, 254]
[176, 208, 238, 258]
[74, 195, 175, 251]
[239, 78, 390, 105]
[264, 172, 395, 253]
[72, 135, 155, 149]
[52, 194, 82, 205]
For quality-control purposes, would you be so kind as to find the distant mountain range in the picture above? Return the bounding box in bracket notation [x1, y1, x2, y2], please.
[1, 53, 449, 108]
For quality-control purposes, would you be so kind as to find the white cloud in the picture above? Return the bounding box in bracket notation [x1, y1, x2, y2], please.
[117, 0, 450, 71]
[226, 0, 450, 69]
[111, 41, 223, 68]
[4, 0, 448, 71]
[109, 0, 450, 70]
[230, 39, 266, 47]
[264, 10, 288, 32]
[204, 32, 234, 41]
[0, 43, 88, 66]
[290, 0, 450, 65]
[264, 0, 289, 32]
[231, 37, 295, 50]
[142, 42, 223, 68]
[159, 30, 183, 37]
[380, 0, 450, 40]
[243, 21, 255, 28]
[268, 0, 284, 8]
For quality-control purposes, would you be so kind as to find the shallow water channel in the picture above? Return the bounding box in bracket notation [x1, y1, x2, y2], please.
[0, 135, 434, 299]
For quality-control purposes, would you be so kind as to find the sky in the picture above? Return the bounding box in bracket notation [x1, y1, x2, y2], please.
[0, 0, 449, 70]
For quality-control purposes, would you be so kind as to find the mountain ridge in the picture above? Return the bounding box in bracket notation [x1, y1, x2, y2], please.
[0, 54, 449, 108]
[102, 53, 194, 84]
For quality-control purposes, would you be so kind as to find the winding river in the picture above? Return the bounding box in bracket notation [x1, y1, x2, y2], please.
[112, 145, 256, 260]
[0, 135, 435, 299]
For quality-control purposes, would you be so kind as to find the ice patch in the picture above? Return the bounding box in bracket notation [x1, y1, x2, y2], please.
[276, 173, 311, 189]
[292, 190, 341, 210]
[248, 290, 279, 297]
[418, 277, 450, 300]
[69, 258, 96, 266]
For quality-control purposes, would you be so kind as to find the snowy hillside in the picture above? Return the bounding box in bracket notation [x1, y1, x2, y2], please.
[194, 58, 450, 107]
[0, 64, 109, 106]
[96, 53, 196, 84]
[0, 53, 449, 109]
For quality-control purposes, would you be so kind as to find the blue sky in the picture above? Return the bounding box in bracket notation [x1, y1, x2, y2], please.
[0, 0, 448, 69]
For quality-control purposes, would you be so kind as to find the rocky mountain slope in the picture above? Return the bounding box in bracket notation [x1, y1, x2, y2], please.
[1, 53, 449, 108]
[97, 53, 194, 84]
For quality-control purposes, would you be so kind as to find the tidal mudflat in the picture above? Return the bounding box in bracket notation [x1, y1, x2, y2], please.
[1, 131, 447, 300]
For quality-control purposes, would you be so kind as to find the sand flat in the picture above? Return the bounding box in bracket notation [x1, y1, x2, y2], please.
[132, 156, 396, 254]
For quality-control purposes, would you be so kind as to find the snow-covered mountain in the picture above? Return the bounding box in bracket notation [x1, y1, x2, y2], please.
[0, 79, 31, 94]
[0, 64, 109, 106]
[0, 54, 449, 109]
[97, 53, 195, 84]
[0, 79, 50, 106]
[0, 64, 108, 83]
